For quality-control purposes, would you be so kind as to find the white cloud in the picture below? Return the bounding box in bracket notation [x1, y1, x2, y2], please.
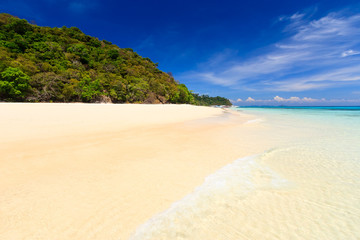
[235, 96, 360, 105]
[290, 13, 305, 20]
[302, 97, 321, 102]
[236, 98, 243, 102]
[274, 96, 285, 101]
[289, 96, 301, 101]
[274, 96, 313, 102]
[292, 14, 360, 41]
[246, 97, 255, 102]
[180, 10, 360, 92]
[342, 49, 360, 57]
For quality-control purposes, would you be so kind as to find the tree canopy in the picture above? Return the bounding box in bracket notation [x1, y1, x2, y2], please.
[192, 93, 232, 106]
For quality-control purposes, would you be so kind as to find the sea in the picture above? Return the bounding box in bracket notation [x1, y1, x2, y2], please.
[129, 106, 360, 239]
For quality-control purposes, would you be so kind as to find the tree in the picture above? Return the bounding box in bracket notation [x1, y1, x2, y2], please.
[67, 43, 90, 64]
[191, 93, 232, 106]
[77, 76, 102, 102]
[30, 72, 66, 101]
[0, 67, 30, 101]
[170, 84, 194, 103]
[108, 49, 119, 60]
[4, 18, 33, 34]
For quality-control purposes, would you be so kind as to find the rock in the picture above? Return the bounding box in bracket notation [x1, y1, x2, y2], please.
[144, 93, 161, 104]
[97, 95, 112, 104]
[157, 95, 166, 104]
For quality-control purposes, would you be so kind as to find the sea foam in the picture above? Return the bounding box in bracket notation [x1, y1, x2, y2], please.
[129, 152, 291, 239]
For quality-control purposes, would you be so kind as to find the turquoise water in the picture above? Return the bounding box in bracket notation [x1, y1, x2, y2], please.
[130, 107, 360, 239]
[237, 105, 360, 128]
[238, 106, 360, 110]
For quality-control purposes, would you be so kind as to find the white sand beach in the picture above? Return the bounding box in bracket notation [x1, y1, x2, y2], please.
[0, 103, 265, 240]
[2, 104, 359, 240]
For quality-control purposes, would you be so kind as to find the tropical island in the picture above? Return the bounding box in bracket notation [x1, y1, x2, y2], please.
[1, 3, 360, 240]
[0, 13, 231, 106]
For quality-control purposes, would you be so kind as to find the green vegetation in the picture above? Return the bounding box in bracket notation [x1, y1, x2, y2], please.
[0, 13, 231, 106]
[0, 67, 30, 100]
[192, 93, 232, 106]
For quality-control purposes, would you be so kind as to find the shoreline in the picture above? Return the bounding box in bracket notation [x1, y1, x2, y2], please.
[3, 103, 357, 239]
[0, 103, 262, 240]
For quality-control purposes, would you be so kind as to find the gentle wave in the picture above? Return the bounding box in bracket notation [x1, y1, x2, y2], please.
[129, 152, 291, 240]
[244, 118, 264, 124]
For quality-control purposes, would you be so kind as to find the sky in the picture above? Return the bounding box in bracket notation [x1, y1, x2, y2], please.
[1, 0, 360, 105]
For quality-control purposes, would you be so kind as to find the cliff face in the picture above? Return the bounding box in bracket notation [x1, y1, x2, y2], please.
[0, 13, 194, 103]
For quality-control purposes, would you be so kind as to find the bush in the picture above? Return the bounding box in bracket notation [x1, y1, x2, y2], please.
[0, 67, 30, 101]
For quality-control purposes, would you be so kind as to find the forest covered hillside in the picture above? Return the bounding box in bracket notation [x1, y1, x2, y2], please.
[0, 13, 231, 105]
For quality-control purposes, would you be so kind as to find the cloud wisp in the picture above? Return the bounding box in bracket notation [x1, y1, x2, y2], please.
[181, 9, 360, 92]
[342, 50, 360, 57]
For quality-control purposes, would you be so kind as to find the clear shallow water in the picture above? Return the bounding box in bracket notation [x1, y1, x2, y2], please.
[129, 107, 360, 239]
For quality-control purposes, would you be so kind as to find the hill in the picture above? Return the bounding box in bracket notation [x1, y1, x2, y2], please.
[0, 13, 231, 106]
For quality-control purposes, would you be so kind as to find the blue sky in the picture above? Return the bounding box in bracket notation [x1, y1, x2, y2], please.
[2, 0, 360, 105]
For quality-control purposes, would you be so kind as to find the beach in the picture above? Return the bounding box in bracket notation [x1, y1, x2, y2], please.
[0, 103, 262, 239]
[1, 104, 359, 239]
